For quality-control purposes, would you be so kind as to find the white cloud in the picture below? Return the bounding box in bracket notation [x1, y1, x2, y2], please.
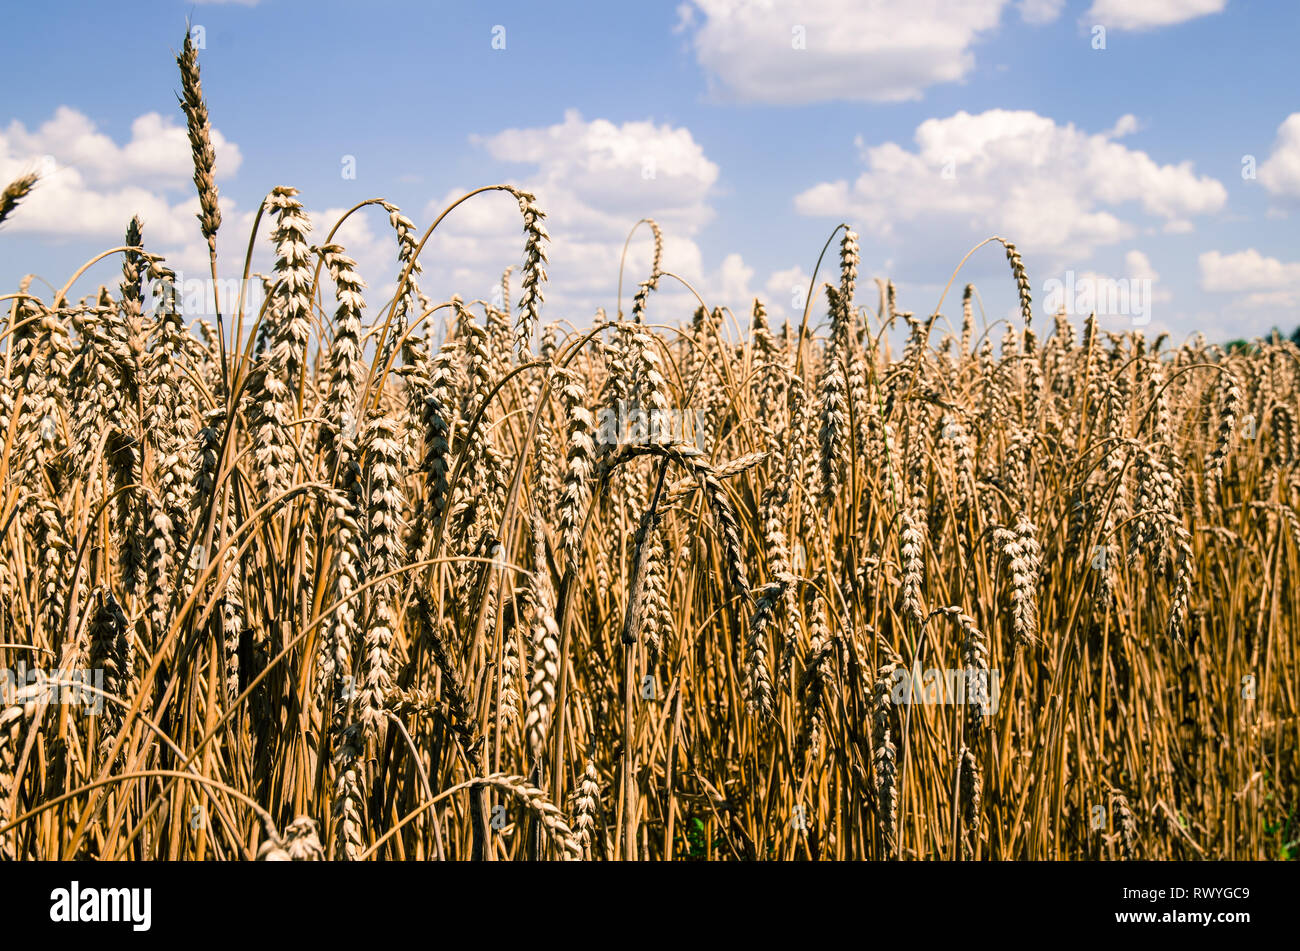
[1124, 250, 1160, 281]
[0, 105, 751, 332]
[417, 110, 750, 325]
[717, 253, 755, 302]
[1017, 0, 1065, 24]
[1104, 114, 1141, 139]
[0, 106, 242, 245]
[1199, 248, 1300, 293]
[794, 109, 1226, 260]
[3, 107, 241, 188]
[1084, 0, 1227, 31]
[765, 265, 813, 316]
[472, 109, 718, 241]
[0, 106, 410, 332]
[1197, 248, 1300, 322]
[681, 0, 1012, 104]
[1257, 113, 1300, 199]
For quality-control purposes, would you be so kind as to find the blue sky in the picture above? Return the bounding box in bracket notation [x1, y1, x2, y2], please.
[2, 0, 1298, 342]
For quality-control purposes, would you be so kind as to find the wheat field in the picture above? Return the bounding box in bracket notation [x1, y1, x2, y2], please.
[0, 35, 1296, 862]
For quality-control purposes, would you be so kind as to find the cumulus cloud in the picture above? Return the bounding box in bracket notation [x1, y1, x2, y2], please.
[1195, 248, 1300, 337]
[472, 108, 718, 241]
[1084, 0, 1227, 31]
[2, 107, 241, 190]
[681, 0, 1203, 103]
[716, 253, 755, 302]
[794, 109, 1226, 260]
[1124, 250, 1160, 282]
[1198, 248, 1300, 311]
[680, 0, 1013, 104]
[417, 110, 753, 325]
[0, 105, 413, 333]
[1257, 113, 1300, 200]
[765, 266, 813, 316]
[1017, 0, 1065, 24]
[0, 104, 752, 329]
[0, 106, 242, 245]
